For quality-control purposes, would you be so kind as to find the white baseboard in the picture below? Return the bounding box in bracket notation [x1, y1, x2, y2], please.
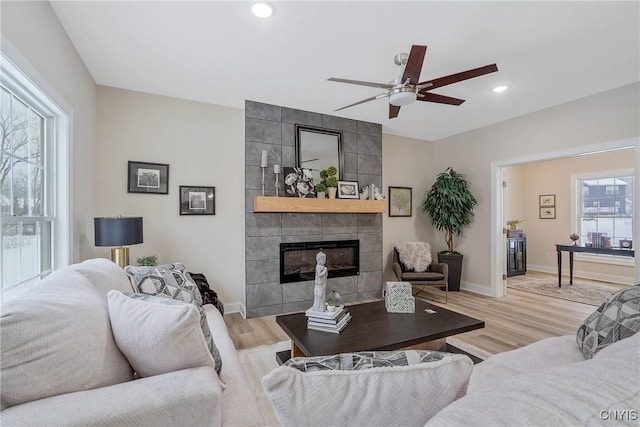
[527, 264, 635, 285]
[460, 281, 494, 297]
[224, 301, 246, 318]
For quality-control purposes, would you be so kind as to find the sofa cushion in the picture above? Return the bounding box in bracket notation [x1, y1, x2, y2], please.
[107, 291, 220, 378]
[468, 334, 584, 393]
[576, 284, 640, 359]
[396, 242, 432, 272]
[262, 350, 472, 427]
[0, 259, 134, 407]
[125, 264, 203, 306]
[426, 333, 640, 427]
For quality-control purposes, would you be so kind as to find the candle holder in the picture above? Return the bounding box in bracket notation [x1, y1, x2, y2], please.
[261, 166, 266, 196]
[274, 165, 281, 197]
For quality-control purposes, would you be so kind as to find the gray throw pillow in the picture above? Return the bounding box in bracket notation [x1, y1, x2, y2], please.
[125, 264, 203, 306]
[576, 284, 640, 359]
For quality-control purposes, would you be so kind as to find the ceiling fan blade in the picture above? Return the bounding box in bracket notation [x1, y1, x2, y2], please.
[328, 78, 394, 90]
[389, 104, 400, 119]
[335, 93, 389, 112]
[418, 64, 498, 91]
[417, 92, 466, 106]
[401, 45, 427, 85]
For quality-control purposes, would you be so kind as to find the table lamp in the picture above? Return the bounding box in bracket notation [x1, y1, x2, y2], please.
[94, 216, 143, 268]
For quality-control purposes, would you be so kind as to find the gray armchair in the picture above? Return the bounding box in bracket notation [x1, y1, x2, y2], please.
[393, 247, 448, 303]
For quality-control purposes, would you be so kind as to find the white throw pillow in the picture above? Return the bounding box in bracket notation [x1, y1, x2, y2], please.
[107, 291, 217, 378]
[262, 350, 473, 427]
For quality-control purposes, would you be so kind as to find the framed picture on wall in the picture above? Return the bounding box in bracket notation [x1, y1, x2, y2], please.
[388, 186, 412, 217]
[179, 186, 215, 215]
[539, 207, 556, 219]
[539, 194, 555, 207]
[128, 161, 169, 194]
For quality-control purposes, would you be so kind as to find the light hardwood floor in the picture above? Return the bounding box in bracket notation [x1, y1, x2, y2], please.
[224, 272, 620, 354]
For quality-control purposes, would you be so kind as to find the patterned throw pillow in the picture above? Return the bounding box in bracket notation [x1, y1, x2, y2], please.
[108, 291, 222, 376]
[125, 264, 203, 306]
[284, 350, 446, 372]
[576, 284, 640, 359]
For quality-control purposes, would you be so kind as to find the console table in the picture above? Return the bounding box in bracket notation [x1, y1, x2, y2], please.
[555, 244, 635, 287]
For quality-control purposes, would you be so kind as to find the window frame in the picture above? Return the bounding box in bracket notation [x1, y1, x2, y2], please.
[1, 51, 71, 300]
[571, 168, 634, 267]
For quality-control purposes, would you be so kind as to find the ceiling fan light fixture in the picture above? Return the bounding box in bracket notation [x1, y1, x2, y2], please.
[389, 89, 417, 106]
[492, 85, 509, 93]
[251, 1, 274, 18]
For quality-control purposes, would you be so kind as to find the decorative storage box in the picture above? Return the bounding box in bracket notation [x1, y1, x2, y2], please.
[385, 282, 415, 313]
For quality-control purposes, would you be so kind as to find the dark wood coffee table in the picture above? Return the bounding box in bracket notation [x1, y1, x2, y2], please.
[276, 299, 485, 364]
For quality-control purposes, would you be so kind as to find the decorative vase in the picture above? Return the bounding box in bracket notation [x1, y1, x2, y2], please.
[328, 187, 337, 199]
[316, 191, 326, 199]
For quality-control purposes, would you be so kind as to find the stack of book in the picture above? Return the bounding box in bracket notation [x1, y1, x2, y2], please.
[305, 306, 351, 334]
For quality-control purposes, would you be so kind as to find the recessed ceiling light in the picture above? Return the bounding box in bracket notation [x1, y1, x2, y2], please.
[492, 85, 509, 93]
[251, 2, 275, 18]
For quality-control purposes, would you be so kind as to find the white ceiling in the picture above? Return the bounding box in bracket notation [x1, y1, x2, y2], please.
[50, 1, 639, 141]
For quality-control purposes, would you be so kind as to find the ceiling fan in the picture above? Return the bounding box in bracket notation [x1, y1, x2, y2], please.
[328, 45, 498, 119]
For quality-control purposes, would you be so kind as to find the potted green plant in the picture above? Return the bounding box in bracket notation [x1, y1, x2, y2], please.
[136, 255, 158, 266]
[506, 219, 524, 229]
[314, 183, 326, 199]
[320, 166, 338, 199]
[420, 167, 477, 291]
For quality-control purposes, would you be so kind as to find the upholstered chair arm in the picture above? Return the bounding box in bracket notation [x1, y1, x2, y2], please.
[393, 262, 405, 280]
[430, 262, 448, 280]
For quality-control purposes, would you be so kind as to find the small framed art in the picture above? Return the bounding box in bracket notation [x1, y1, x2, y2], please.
[389, 186, 412, 217]
[179, 186, 215, 215]
[337, 181, 359, 199]
[539, 207, 556, 219]
[539, 194, 555, 207]
[128, 161, 169, 194]
[283, 167, 315, 198]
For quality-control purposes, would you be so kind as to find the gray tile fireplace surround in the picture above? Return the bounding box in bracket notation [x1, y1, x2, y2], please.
[245, 100, 383, 318]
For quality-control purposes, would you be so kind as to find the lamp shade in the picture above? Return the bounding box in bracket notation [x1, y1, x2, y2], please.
[94, 217, 143, 247]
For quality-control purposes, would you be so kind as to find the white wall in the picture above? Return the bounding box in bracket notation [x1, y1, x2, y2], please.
[433, 83, 639, 293]
[382, 134, 436, 281]
[95, 86, 245, 307]
[1, 0, 97, 262]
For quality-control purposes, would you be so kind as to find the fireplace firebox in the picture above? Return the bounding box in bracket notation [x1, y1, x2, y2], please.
[280, 240, 359, 284]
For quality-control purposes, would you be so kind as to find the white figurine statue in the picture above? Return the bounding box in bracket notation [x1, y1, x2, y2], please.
[311, 250, 328, 312]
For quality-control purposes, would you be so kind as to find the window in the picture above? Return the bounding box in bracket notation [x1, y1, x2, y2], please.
[1, 53, 69, 302]
[576, 171, 634, 261]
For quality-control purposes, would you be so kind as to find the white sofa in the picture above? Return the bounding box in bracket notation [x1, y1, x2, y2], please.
[426, 332, 640, 426]
[0, 258, 264, 427]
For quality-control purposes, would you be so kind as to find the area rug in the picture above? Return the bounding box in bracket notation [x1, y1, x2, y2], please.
[237, 338, 492, 427]
[507, 279, 619, 306]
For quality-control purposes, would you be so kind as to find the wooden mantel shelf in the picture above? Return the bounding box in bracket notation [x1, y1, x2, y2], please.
[253, 196, 386, 213]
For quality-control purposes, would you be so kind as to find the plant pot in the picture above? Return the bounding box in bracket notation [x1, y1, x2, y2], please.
[327, 187, 337, 199]
[437, 252, 463, 292]
[316, 191, 326, 199]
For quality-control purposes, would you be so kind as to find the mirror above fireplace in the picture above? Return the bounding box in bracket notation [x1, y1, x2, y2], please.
[295, 125, 343, 184]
